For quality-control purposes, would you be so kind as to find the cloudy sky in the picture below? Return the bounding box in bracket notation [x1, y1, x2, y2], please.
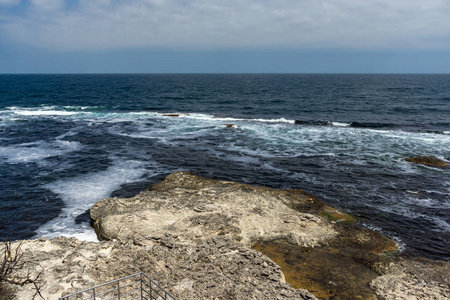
[1, 0, 449, 73]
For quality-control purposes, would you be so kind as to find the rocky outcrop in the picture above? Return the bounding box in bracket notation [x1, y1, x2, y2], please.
[90, 171, 337, 248]
[12, 236, 316, 300]
[7, 172, 450, 299]
[370, 257, 450, 299]
[405, 156, 448, 167]
[88, 171, 450, 300]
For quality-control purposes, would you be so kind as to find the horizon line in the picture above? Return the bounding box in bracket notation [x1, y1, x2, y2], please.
[1, 72, 450, 75]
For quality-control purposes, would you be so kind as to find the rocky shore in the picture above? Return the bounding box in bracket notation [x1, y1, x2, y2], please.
[5, 172, 450, 299]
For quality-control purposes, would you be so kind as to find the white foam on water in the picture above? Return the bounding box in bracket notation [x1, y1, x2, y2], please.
[377, 201, 418, 218]
[4, 106, 110, 120]
[152, 112, 296, 125]
[221, 144, 279, 159]
[0, 140, 82, 164]
[377, 201, 450, 232]
[331, 122, 351, 127]
[106, 121, 179, 143]
[397, 160, 421, 174]
[260, 162, 290, 174]
[30, 109, 446, 170]
[12, 109, 79, 116]
[251, 118, 295, 124]
[35, 159, 151, 241]
[384, 130, 450, 146]
[225, 155, 261, 165]
[173, 113, 217, 120]
[405, 196, 442, 208]
[426, 188, 450, 196]
[55, 129, 80, 140]
[363, 223, 406, 252]
[1, 110, 25, 126]
[62, 106, 96, 110]
[256, 121, 449, 161]
[107, 115, 237, 146]
[287, 171, 321, 185]
[428, 217, 450, 232]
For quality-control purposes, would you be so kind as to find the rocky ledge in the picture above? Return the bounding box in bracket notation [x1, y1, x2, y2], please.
[6, 172, 450, 299]
[91, 171, 340, 247]
[12, 236, 315, 299]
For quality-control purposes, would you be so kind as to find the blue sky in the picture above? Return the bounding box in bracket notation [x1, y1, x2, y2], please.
[0, 0, 449, 73]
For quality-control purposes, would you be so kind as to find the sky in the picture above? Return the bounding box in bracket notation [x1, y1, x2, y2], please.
[0, 0, 449, 73]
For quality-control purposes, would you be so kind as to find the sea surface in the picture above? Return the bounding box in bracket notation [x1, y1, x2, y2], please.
[0, 74, 449, 261]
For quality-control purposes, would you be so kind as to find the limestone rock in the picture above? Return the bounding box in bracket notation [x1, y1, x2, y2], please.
[11, 236, 317, 300]
[91, 171, 337, 247]
[7, 171, 449, 300]
[370, 257, 450, 300]
[405, 156, 448, 167]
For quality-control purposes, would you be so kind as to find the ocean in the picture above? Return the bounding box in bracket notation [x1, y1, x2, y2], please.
[0, 74, 449, 261]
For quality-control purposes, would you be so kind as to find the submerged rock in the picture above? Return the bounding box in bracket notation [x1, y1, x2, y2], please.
[405, 156, 448, 167]
[253, 241, 381, 299]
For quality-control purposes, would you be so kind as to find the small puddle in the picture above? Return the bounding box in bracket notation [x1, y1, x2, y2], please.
[253, 240, 380, 300]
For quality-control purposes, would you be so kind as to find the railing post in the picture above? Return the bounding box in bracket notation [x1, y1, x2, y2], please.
[149, 280, 152, 299]
[140, 273, 143, 300]
[93, 287, 96, 300]
[118, 280, 121, 300]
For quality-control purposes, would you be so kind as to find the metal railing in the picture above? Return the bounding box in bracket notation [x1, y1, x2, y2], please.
[59, 272, 177, 300]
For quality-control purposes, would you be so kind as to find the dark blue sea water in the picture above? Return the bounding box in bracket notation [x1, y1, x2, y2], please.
[0, 74, 449, 261]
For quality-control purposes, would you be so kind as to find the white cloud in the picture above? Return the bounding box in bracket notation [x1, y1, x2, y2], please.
[1, 0, 450, 50]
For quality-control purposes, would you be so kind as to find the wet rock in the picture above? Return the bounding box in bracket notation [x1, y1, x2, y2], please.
[405, 156, 448, 167]
[74, 209, 91, 224]
[253, 241, 380, 300]
[163, 113, 190, 117]
[251, 218, 398, 300]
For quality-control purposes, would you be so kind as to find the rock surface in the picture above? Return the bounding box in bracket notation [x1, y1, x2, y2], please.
[6, 171, 450, 299]
[405, 156, 448, 167]
[91, 171, 337, 248]
[370, 257, 450, 300]
[12, 236, 316, 300]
